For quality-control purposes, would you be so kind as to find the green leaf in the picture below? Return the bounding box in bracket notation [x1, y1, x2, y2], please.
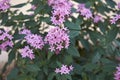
[84, 63, 97, 72]
[1, 13, 8, 25]
[78, 37, 90, 51]
[106, 27, 118, 43]
[7, 68, 19, 80]
[8, 50, 16, 64]
[64, 55, 73, 64]
[11, 3, 26, 8]
[106, 0, 116, 8]
[26, 64, 40, 72]
[56, 75, 67, 80]
[47, 51, 54, 60]
[48, 73, 56, 80]
[65, 75, 72, 80]
[8, 41, 21, 64]
[12, 12, 30, 20]
[25, 20, 37, 27]
[67, 44, 80, 57]
[35, 4, 44, 15]
[92, 52, 101, 63]
[56, 61, 62, 67]
[13, 34, 25, 40]
[65, 21, 80, 38]
[64, 21, 80, 30]
[69, 31, 80, 38]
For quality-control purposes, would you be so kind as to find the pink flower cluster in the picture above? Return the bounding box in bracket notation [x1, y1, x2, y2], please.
[0, 29, 13, 51]
[110, 14, 120, 24]
[0, 0, 10, 11]
[77, 3, 92, 19]
[48, 0, 72, 25]
[20, 46, 35, 60]
[19, 28, 31, 35]
[19, 29, 44, 59]
[25, 34, 44, 49]
[93, 15, 103, 23]
[44, 27, 70, 54]
[55, 64, 73, 75]
[19, 28, 44, 49]
[114, 65, 120, 80]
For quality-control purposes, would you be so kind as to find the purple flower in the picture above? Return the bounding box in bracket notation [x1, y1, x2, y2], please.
[55, 68, 61, 73]
[47, 0, 55, 6]
[110, 14, 120, 24]
[118, 2, 120, 9]
[0, 29, 13, 51]
[51, 10, 65, 25]
[55, 64, 73, 75]
[0, 40, 13, 50]
[77, 3, 92, 19]
[48, 0, 72, 25]
[25, 34, 44, 49]
[44, 27, 70, 54]
[31, 5, 36, 10]
[69, 65, 74, 71]
[114, 65, 120, 80]
[19, 46, 35, 60]
[0, 0, 10, 11]
[19, 28, 31, 35]
[93, 15, 103, 23]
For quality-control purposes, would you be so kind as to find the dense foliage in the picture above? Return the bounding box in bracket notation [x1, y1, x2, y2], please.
[0, 0, 120, 80]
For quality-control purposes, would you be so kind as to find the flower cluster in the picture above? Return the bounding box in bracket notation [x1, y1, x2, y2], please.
[19, 46, 35, 60]
[19, 28, 31, 35]
[77, 3, 92, 19]
[19, 29, 44, 59]
[0, 29, 13, 51]
[0, 0, 10, 11]
[114, 65, 120, 80]
[55, 64, 73, 75]
[93, 15, 103, 23]
[25, 34, 44, 49]
[44, 27, 70, 54]
[110, 14, 120, 24]
[48, 0, 72, 25]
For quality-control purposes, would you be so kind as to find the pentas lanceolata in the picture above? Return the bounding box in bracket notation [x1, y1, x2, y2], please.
[0, 29, 13, 51]
[55, 64, 73, 75]
[19, 28, 31, 35]
[93, 15, 103, 23]
[118, 2, 120, 9]
[110, 14, 120, 24]
[19, 28, 44, 59]
[31, 5, 36, 10]
[114, 65, 120, 80]
[77, 3, 92, 19]
[2, 0, 120, 79]
[48, 0, 72, 25]
[25, 34, 44, 49]
[0, 0, 10, 11]
[19, 46, 35, 60]
[44, 27, 70, 54]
